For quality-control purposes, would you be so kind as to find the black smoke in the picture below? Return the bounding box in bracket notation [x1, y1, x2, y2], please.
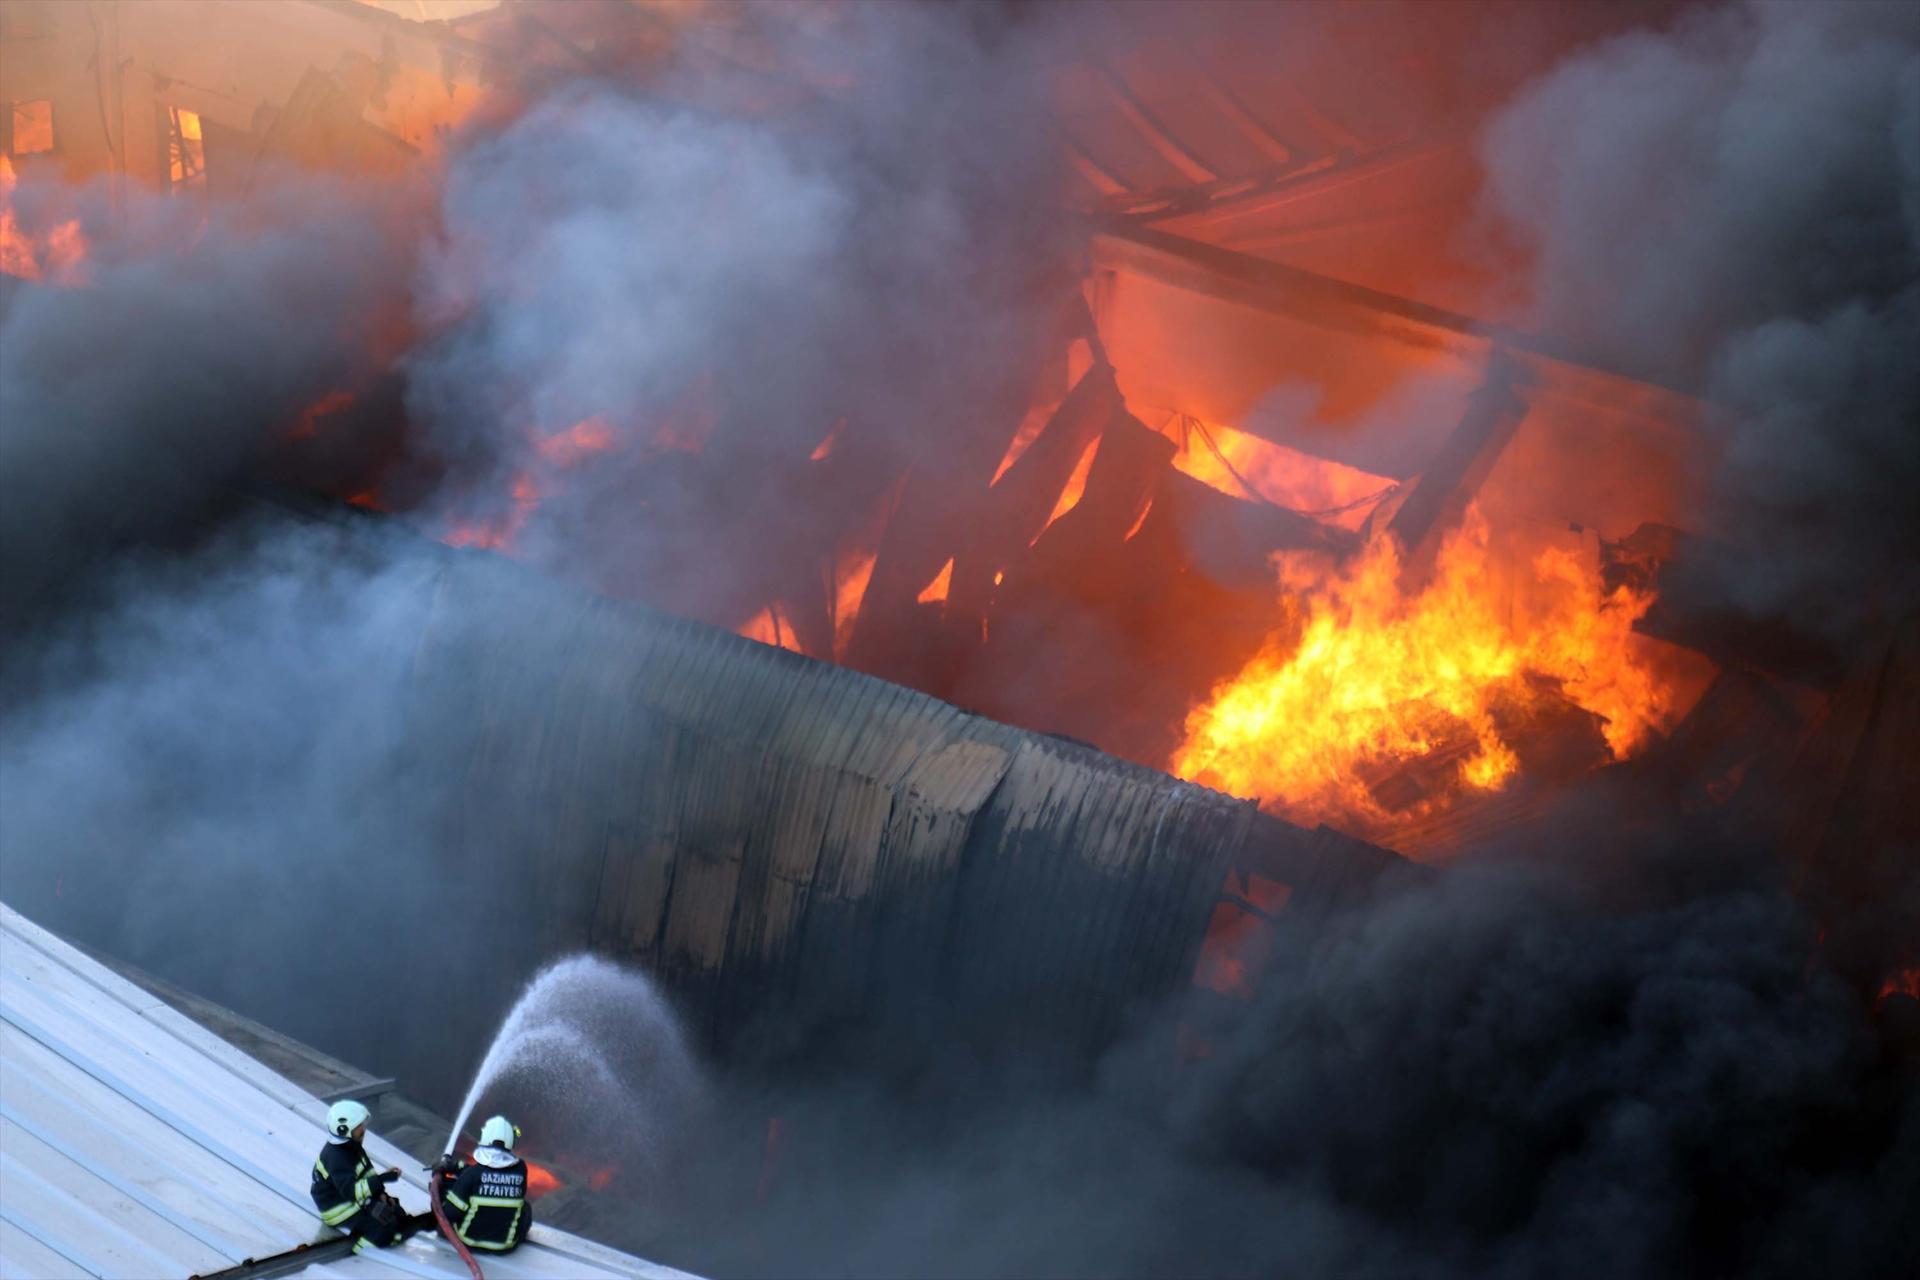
[615, 796, 1911, 1280]
[0, 175, 408, 632]
[1478, 0, 1920, 643]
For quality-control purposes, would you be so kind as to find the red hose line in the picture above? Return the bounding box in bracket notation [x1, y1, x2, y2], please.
[429, 1168, 485, 1280]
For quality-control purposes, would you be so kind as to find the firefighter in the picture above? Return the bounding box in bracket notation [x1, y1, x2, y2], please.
[432, 1115, 532, 1253]
[311, 1099, 407, 1254]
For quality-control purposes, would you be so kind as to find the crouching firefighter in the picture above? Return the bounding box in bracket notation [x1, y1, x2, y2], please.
[432, 1115, 532, 1253]
[311, 1099, 408, 1254]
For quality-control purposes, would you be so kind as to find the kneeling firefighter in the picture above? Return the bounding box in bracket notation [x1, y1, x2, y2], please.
[311, 1100, 408, 1254]
[432, 1115, 532, 1253]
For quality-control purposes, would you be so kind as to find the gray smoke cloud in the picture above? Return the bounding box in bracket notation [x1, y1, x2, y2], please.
[0, 0, 1103, 1118]
[400, 1, 1079, 626]
[0, 513, 451, 1059]
[1478, 0, 1920, 638]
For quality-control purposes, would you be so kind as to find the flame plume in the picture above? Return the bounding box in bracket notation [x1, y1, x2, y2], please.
[1172, 508, 1674, 837]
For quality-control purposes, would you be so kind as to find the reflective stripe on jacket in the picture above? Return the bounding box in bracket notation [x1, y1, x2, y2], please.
[440, 1153, 531, 1251]
[311, 1139, 377, 1227]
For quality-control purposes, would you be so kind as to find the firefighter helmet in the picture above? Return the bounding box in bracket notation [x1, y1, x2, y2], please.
[327, 1099, 371, 1141]
[479, 1115, 519, 1150]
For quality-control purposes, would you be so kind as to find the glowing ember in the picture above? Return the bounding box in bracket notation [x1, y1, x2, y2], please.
[809, 418, 846, 461]
[917, 558, 954, 605]
[1036, 436, 1100, 542]
[833, 549, 877, 659]
[741, 604, 805, 653]
[440, 419, 617, 552]
[1193, 872, 1292, 997]
[445, 472, 539, 551]
[0, 156, 88, 285]
[1172, 508, 1673, 835]
[534, 416, 615, 466]
[992, 401, 1053, 484]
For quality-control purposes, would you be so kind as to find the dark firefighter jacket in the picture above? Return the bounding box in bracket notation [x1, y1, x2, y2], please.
[311, 1138, 379, 1228]
[440, 1148, 532, 1252]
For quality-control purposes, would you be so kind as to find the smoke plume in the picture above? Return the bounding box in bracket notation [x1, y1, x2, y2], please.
[657, 823, 1913, 1280]
[400, 1, 1079, 625]
[1479, 0, 1920, 640]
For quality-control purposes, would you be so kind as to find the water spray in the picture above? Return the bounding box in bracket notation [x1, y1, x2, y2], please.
[442, 953, 700, 1155]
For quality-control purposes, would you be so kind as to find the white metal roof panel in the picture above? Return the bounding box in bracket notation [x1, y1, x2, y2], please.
[0, 902, 695, 1280]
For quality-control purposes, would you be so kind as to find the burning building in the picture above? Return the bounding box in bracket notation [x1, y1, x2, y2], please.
[1, 2, 1915, 1277]
[0, 1, 1741, 837]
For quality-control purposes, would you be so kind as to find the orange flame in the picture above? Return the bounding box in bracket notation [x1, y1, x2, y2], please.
[440, 418, 617, 552]
[1172, 508, 1673, 836]
[833, 549, 877, 659]
[1035, 437, 1100, 542]
[916, 558, 954, 605]
[740, 603, 805, 653]
[0, 156, 88, 285]
[992, 403, 1051, 485]
[522, 1158, 562, 1199]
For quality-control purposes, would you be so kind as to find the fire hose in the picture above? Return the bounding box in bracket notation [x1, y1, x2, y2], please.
[428, 1161, 485, 1280]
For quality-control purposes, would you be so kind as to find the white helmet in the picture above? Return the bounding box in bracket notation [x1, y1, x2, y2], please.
[479, 1115, 519, 1150]
[327, 1099, 371, 1142]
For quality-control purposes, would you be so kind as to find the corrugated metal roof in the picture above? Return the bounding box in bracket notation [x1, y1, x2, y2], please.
[383, 544, 1401, 1063]
[0, 901, 695, 1280]
[1050, 7, 1669, 317]
[10, 510, 1394, 1099]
